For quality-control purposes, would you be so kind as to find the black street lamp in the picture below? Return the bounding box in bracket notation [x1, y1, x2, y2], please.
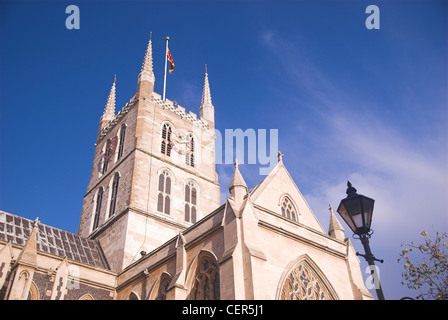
[337, 181, 386, 300]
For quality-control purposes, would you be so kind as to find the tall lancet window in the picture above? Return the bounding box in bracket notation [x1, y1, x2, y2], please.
[102, 136, 118, 174]
[161, 123, 172, 156]
[93, 187, 104, 231]
[117, 124, 127, 160]
[157, 170, 172, 215]
[184, 181, 197, 223]
[109, 172, 120, 217]
[102, 139, 110, 174]
[185, 134, 195, 167]
[281, 196, 298, 222]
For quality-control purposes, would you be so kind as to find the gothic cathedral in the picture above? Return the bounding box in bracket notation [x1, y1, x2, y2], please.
[0, 36, 373, 300]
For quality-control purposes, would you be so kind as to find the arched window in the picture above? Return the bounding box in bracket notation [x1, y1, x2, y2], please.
[281, 196, 298, 222]
[117, 123, 127, 160]
[102, 136, 118, 173]
[156, 276, 171, 300]
[109, 172, 120, 217]
[191, 255, 220, 300]
[93, 187, 104, 230]
[161, 123, 172, 156]
[127, 292, 139, 300]
[102, 139, 111, 174]
[279, 258, 335, 300]
[185, 133, 195, 167]
[184, 181, 197, 223]
[27, 282, 39, 300]
[157, 170, 172, 215]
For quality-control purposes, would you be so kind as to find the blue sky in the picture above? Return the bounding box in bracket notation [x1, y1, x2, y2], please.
[1, 0, 447, 300]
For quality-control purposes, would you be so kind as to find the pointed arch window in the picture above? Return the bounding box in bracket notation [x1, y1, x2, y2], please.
[279, 259, 335, 300]
[281, 196, 298, 222]
[27, 282, 39, 300]
[93, 187, 104, 230]
[127, 292, 139, 300]
[109, 172, 120, 217]
[184, 181, 197, 223]
[156, 275, 172, 300]
[102, 136, 118, 173]
[102, 139, 110, 174]
[117, 123, 127, 160]
[157, 170, 172, 215]
[161, 123, 172, 156]
[185, 133, 195, 167]
[191, 255, 220, 300]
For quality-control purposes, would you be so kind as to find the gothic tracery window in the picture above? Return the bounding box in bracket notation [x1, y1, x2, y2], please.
[157, 170, 172, 215]
[184, 181, 197, 223]
[161, 123, 172, 156]
[191, 255, 220, 300]
[280, 261, 333, 300]
[281, 196, 298, 221]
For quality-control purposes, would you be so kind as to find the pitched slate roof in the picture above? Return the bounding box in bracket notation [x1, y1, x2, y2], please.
[0, 211, 109, 270]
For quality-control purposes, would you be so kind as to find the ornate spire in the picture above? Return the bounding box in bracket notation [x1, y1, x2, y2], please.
[139, 33, 155, 83]
[229, 159, 248, 210]
[229, 159, 248, 192]
[199, 65, 214, 123]
[200, 65, 213, 107]
[328, 204, 345, 241]
[102, 75, 116, 121]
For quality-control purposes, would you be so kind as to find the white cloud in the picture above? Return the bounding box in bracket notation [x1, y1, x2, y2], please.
[261, 28, 448, 299]
[260, 29, 448, 238]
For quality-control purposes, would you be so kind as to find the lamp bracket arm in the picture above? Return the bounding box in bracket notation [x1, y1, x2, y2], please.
[356, 252, 384, 263]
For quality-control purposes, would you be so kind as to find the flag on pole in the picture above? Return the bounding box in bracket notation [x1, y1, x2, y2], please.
[167, 49, 175, 73]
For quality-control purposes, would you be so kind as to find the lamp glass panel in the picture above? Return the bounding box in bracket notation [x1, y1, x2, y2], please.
[337, 202, 356, 233]
[344, 197, 364, 229]
[362, 197, 374, 229]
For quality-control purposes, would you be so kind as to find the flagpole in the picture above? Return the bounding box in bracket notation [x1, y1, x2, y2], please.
[163, 36, 170, 101]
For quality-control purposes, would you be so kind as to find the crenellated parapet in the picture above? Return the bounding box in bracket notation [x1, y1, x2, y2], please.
[97, 92, 209, 144]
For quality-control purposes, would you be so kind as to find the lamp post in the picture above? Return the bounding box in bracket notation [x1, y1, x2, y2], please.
[337, 181, 386, 300]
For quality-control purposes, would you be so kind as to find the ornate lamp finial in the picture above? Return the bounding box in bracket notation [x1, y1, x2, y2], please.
[346, 181, 358, 197]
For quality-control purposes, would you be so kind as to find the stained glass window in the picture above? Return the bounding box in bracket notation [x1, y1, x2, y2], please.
[280, 262, 333, 300]
[192, 256, 220, 300]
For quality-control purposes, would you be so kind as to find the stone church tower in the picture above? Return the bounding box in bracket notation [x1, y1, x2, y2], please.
[0, 35, 374, 300]
[78, 37, 220, 272]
